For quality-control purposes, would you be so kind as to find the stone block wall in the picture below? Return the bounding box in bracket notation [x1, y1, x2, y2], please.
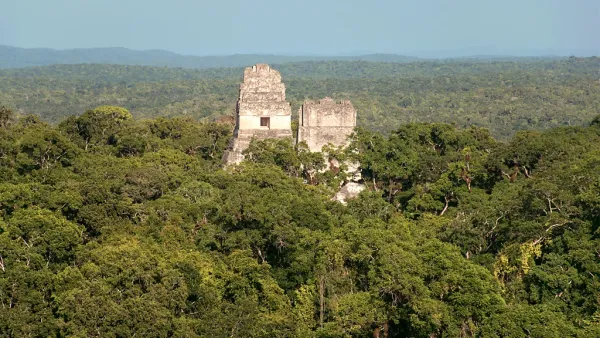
[223, 64, 293, 165]
[297, 97, 356, 152]
[223, 66, 358, 165]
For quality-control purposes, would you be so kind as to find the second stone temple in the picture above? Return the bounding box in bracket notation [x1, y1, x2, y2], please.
[223, 63, 356, 165]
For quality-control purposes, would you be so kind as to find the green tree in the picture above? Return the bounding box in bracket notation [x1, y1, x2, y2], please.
[0, 105, 13, 129]
[62, 105, 132, 151]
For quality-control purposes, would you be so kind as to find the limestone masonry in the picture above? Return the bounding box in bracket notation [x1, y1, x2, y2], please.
[223, 64, 293, 165]
[223, 64, 356, 165]
[298, 97, 356, 152]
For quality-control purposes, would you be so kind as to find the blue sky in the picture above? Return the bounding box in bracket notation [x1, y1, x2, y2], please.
[1, 0, 598, 56]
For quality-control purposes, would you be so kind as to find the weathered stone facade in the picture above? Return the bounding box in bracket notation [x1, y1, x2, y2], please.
[223, 64, 357, 165]
[297, 97, 357, 152]
[223, 64, 293, 165]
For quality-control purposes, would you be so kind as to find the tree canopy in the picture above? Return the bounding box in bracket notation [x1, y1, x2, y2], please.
[1, 57, 599, 140]
[0, 106, 598, 337]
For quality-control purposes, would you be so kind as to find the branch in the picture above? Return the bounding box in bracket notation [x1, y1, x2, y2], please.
[439, 196, 450, 216]
[372, 177, 379, 192]
[545, 222, 567, 232]
[532, 237, 545, 245]
[256, 247, 266, 264]
[19, 236, 33, 248]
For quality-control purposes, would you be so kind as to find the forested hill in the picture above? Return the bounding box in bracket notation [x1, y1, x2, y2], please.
[2, 57, 595, 80]
[0, 45, 419, 69]
[1, 57, 599, 140]
[0, 105, 599, 336]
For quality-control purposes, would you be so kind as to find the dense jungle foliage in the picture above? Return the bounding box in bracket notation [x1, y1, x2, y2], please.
[1, 57, 599, 140]
[0, 104, 599, 337]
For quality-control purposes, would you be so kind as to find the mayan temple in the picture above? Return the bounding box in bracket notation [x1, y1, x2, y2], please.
[223, 64, 293, 165]
[297, 97, 357, 152]
[223, 64, 358, 165]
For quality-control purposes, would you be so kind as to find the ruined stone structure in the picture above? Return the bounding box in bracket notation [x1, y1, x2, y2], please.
[223, 64, 293, 165]
[223, 64, 357, 165]
[297, 97, 357, 152]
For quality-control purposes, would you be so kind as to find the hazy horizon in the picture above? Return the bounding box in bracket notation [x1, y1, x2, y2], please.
[2, 44, 599, 59]
[1, 0, 599, 58]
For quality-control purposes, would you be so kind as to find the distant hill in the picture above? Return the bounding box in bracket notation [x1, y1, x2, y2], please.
[0, 45, 420, 69]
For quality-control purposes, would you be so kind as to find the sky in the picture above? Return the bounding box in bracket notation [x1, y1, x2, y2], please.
[1, 0, 598, 57]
